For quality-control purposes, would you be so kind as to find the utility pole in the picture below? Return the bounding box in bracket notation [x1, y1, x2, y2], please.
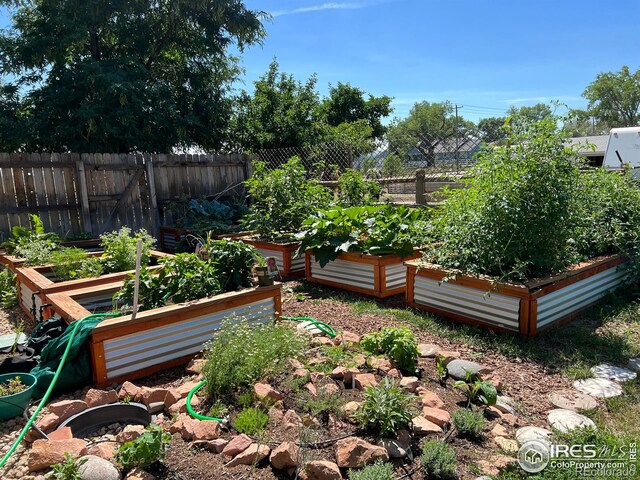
[455, 104, 462, 172]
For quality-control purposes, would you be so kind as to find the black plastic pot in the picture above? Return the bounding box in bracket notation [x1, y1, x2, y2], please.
[57, 402, 151, 438]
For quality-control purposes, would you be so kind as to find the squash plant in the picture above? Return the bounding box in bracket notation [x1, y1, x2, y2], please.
[296, 204, 427, 267]
[243, 157, 332, 240]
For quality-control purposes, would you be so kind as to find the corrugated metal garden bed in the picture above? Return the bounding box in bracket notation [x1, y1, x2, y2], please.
[47, 282, 282, 386]
[405, 254, 629, 336]
[239, 236, 305, 277]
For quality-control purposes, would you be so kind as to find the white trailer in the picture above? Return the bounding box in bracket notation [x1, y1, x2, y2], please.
[603, 127, 640, 174]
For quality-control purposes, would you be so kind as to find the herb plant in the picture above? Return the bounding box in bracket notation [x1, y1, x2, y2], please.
[0, 268, 17, 308]
[337, 169, 381, 207]
[100, 227, 155, 274]
[360, 327, 419, 374]
[453, 372, 497, 407]
[348, 460, 394, 480]
[46, 453, 86, 480]
[233, 407, 269, 435]
[50, 248, 102, 281]
[420, 440, 457, 480]
[243, 157, 332, 240]
[203, 319, 308, 399]
[4, 214, 60, 255]
[115, 423, 170, 470]
[199, 238, 258, 290]
[451, 408, 485, 439]
[0, 375, 27, 396]
[297, 204, 426, 267]
[353, 377, 415, 437]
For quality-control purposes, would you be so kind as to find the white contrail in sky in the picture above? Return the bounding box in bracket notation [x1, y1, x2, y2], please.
[272, 1, 392, 17]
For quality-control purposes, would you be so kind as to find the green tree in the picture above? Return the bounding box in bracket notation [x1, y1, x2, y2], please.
[583, 65, 640, 127]
[0, 81, 26, 151]
[386, 101, 474, 165]
[0, 0, 266, 152]
[564, 109, 611, 136]
[477, 116, 508, 143]
[320, 82, 393, 140]
[230, 59, 321, 151]
[507, 103, 553, 132]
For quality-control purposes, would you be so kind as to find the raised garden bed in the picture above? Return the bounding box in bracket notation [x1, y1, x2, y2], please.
[306, 250, 421, 298]
[240, 237, 305, 277]
[14, 250, 171, 321]
[47, 282, 282, 386]
[159, 226, 254, 253]
[405, 254, 630, 335]
[0, 238, 102, 273]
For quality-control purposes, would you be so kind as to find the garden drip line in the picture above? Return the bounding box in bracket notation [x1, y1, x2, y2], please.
[282, 316, 337, 338]
[185, 316, 337, 423]
[0, 313, 120, 471]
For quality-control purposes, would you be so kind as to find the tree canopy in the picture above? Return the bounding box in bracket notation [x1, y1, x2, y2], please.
[583, 65, 640, 127]
[0, 0, 267, 152]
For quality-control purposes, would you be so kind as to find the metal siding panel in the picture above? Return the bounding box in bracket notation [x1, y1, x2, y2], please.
[537, 267, 627, 328]
[385, 263, 407, 290]
[255, 248, 284, 271]
[310, 257, 375, 289]
[103, 297, 275, 379]
[20, 282, 40, 314]
[413, 277, 520, 330]
[290, 254, 306, 273]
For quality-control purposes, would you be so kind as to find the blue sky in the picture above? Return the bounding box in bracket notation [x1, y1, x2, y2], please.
[2, 1, 639, 123]
[239, 0, 640, 122]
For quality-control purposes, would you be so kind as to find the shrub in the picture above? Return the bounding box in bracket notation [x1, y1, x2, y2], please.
[16, 237, 60, 266]
[297, 204, 426, 268]
[115, 423, 170, 470]
[360, 327, 418, 374]
[100, 227, 155, 273]
[296, 388, 344, 420]
[203, 320, 308, 399]
[114, 253, 222, 310]
[4, 214, 60, 256]
[420, 440, 457, 479]
[243, 157, 332, 239]
[451, 409, 485, 439]
[424, 118, 584, 282]
[0, 268, 17, 308]
[353, 377, 415, 437]
[50, 247, 102, 281]
[46, 453, 85, 480]
[453, 375, 497, 407]
[348, 460, 394, 480]
[200, 238, 258, 290]
[233, 407, 269, 435]
[337, 169, 380, 207]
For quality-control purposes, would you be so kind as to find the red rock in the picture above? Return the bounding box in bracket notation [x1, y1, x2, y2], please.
[223, 434, 253, 457]
[331, 367, 347, 379]
[118, 381, 140, 401]
[191, 438, 228, 453]
[270, 441, 299, 469]
[335, 437, 389, 468]
[225, 443, 270, 467]
[283, 409, 303, 429]
[343, 368, 360, 385]
[354, 354, 367, 368]
[320, 383, 340, 396]
[310, 372, 326, 383]
[416, 388, 446, 409]
[116, 425, 146, 443]
[399, 376, 419, 392]
[312, 336, 334, 347]
[300, 460, 342, 480]
[387, 368, 402, 379]
[168, 395, 201, 414]
[294, 368, 310, 379]
[84, 388, 118, 408]
[47, 400, 88, 423]
[411, 416, 443, 435]
[437, 350, 460, 364]
[422, 407, 451, 427]
[269, 407, 285, 423]
[125, 467, 157, 480]
[370, 357, 393, 373]
[501, 413, 519, 426]
[179, 416, 220, 441]
[28, 438, 87, 471]
[343, 402, 361, 422]
[164, 381, 199, 408]
[490, 424, 510, 438]
[48, 427, 73, 441]
[254, 383, 284, 401]
[354, 373, 378, 390]
[169, 413, 189, 434]
[185, 358, 206, 375]
[81, 441, 118, 459]
[137, 387, 169, 406]
[26, 412, 60, 442]
[305, 383, 318, 396]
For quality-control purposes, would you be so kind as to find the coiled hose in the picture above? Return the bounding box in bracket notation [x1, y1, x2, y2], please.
[186, 316, 336, 422]
[0, 313, 120, 470]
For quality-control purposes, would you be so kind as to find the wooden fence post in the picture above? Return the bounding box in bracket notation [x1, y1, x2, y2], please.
[415, 168, 426, 205]
[145, 155, 161, 239]
[75, 159, 93, 234]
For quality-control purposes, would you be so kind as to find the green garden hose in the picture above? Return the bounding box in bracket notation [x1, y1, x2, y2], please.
[0, 313, 120, 470]
[185, 316, 336, 422]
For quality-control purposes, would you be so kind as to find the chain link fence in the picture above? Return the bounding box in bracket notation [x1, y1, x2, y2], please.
[256, 126, 493, 203]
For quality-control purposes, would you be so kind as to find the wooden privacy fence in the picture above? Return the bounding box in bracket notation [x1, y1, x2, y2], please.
[0, 153, 254, 241]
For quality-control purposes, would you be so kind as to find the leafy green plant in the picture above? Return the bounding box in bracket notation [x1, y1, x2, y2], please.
[203, 320, 308, 399]
[296, 388, 344, 420]
[114, 253, 221, 310]
[337, 169, 380, 207]
[348, 459, 394, 480]
[100, 227, 155, 274]
[115, 423, 170, 470]
[233, 407, 269, 435]
[297, 204, 426, 267]
[0, 268, 17, 308]
[4, 214, 61, 255]
[420, 440, 457, 479]
[453, 371, 497, 407]
[243, 157, 332, 239]
[435, 355, 448, 384]
[360, 327, 419, 374]
[11, 320, 23, 355]
[50, 247, 102, 281]
[167, 194, 245, 232]
[451, 409, 485, 439]
[46, 453, 86, 480]
[0, 375, 27, 396]
[15, 237, 60, 266]
[198, 237, 258, 290]
[353, 377, 415, 436]
[208, 399, 230, 419]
